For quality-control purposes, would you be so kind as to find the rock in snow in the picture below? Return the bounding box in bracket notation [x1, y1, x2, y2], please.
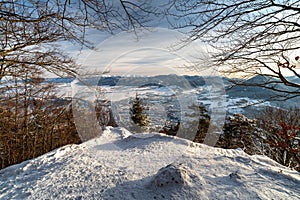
[0, 126, 299, 199]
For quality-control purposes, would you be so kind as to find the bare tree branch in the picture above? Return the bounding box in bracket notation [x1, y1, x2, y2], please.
[168, 0, 300, 99]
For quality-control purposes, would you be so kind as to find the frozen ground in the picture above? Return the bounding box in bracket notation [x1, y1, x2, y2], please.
[0, 127, 299, 199]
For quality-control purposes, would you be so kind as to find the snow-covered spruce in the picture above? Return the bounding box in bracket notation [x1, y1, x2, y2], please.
[0, 127, 299, 199]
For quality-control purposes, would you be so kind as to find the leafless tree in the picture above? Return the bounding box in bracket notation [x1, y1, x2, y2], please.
[167, 0, 300, 99]
[0, 0, 158, 168]
[256, 107, 300, 171]
[0, 0, 158, 79]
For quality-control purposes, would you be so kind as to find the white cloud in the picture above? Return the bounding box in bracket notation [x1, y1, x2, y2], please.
[75, 28, 216, 77]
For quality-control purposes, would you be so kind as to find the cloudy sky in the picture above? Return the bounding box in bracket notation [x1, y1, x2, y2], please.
[48, 1, 300, 79]
[68, 27, 216, 78]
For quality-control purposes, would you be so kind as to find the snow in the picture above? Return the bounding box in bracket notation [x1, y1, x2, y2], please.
[0, 127, 299, 199]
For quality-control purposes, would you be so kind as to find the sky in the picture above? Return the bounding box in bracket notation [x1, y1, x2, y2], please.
[69, 27, 218, 78]
[49, 0, 219, 79]
[50, 1, 300, 80]
[59, 27, 300, 79]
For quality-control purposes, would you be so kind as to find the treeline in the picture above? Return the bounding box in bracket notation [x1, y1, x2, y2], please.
[0, 70, 81, 169]
[128, 94, 299, 172]
[2, 85, 299, 173]
[0, 74, 120, 169]
[160, 104, 300, 172]
[0, 99, 81, 169]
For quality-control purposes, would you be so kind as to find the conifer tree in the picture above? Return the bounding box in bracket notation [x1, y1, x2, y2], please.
[130, 93, 149, 130]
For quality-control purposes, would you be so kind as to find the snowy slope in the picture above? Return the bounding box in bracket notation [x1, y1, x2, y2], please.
[0, 127, 299, 200]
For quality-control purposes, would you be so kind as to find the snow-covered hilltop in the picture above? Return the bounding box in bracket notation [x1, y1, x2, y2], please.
[1, 127, 299, 199]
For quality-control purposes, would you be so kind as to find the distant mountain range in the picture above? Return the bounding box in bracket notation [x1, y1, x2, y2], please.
[226, 75, 300, 108]
[46, 74, 300, 108]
